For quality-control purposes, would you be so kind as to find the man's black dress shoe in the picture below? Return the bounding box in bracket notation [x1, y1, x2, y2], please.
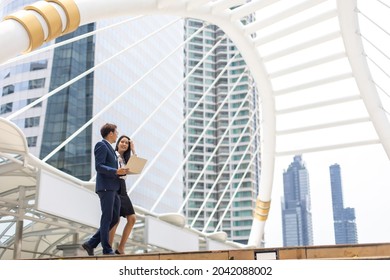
[103, 251, 115, 255]
[82, 242, 94, 256]
[115, 249, 124, 255]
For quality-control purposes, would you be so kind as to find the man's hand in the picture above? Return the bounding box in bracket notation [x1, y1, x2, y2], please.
[116, 167, 129, 175]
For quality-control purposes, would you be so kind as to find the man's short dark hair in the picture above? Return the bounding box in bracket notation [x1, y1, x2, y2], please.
[100, 123, 117, 138]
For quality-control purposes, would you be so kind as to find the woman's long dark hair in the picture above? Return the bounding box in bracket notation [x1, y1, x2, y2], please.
[115, 135, 131, 163]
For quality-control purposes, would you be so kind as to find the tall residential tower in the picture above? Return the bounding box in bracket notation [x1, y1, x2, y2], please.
[183, 19, 261, 244]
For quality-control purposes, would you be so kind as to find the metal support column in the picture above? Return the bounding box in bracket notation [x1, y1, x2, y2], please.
[13, 186, 26, 259]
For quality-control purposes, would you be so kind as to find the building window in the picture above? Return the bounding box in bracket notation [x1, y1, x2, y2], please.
[30, 60, 48, 71]
[28, 78, 45, 89]
[2, 84, 14, 96]
[25, 116, 40, 128]
[0, 102, 12, 114]
[26, 136, 38, 147]
[27, 98, 42, 107]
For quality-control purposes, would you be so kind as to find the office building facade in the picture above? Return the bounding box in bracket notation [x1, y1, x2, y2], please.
[281, 155, 314, 246]
[329, 163, 358, 244]
[1, 0, 55, 159]
[183, 18, 261, 244]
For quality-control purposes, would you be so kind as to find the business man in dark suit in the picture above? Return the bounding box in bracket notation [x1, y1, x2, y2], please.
[82, 123, 128, 255]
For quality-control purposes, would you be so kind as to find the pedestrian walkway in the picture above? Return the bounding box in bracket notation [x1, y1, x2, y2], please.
[49, 242, 390, 260]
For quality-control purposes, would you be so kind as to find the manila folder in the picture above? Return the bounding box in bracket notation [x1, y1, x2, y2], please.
[125, 156, 147, 174]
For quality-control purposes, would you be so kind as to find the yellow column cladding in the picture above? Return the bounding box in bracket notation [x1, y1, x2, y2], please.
[4, 10, 44, 53]
[2, 0, 80, 53]
[46, 0, 80, 35]
[253, 199, 271, 221]
[25, 1, 62, 42]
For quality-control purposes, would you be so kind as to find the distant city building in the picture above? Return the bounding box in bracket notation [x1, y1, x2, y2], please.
[329, 164, 358, 244]
[281, 155, 313, 246]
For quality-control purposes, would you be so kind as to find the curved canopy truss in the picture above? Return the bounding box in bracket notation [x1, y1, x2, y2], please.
[0, 0, 390, 259]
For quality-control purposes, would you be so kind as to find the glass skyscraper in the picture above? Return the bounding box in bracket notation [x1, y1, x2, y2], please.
[91, 16, 185, 213]
[329, 163, 358, 244]
[40, 23, 96, 180]
[183, 19, 261, 244]
[281, 155, 313, 246]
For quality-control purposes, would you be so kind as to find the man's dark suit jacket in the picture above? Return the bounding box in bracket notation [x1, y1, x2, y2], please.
[94, 140, 121, 192]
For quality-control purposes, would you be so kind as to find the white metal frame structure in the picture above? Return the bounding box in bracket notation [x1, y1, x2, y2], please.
[1, 0, 390, 258]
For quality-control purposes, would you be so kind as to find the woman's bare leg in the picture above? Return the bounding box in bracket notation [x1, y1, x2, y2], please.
[117, 214, 136, 254]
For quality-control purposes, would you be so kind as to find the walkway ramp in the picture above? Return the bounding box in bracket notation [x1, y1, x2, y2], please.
[51, 242, 390, 260]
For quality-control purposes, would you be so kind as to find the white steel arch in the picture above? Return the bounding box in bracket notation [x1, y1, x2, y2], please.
[0, 0, 389, 249]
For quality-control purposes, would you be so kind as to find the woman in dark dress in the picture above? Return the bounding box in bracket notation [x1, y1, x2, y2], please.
[109, 135, 137, 255]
